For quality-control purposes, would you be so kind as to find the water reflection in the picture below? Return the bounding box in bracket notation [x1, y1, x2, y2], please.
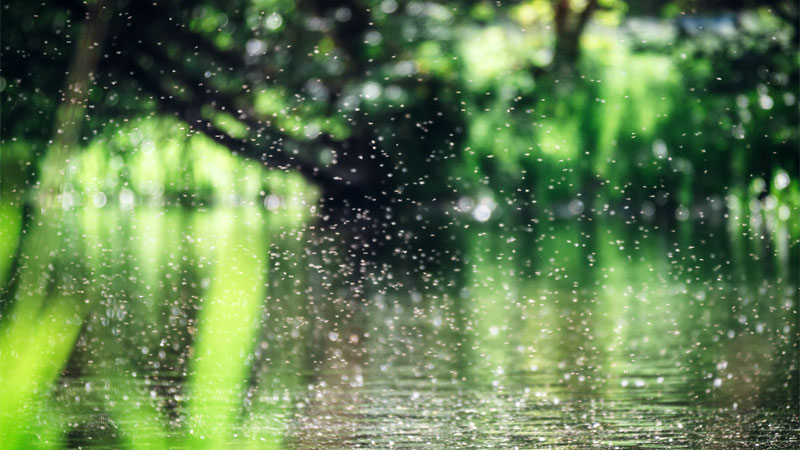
[1, 206, 797, 448]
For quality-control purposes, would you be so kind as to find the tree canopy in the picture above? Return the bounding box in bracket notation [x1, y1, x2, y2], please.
[2, 0, 797, 226]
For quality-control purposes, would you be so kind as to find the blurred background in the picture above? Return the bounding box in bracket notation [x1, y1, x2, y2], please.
[1, 0, 798, 448]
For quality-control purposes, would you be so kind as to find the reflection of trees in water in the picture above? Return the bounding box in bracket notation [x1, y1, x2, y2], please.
[0, 204, 796, 446]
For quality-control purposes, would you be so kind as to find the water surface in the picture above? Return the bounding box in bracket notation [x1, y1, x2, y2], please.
[2, 206, 798, 448]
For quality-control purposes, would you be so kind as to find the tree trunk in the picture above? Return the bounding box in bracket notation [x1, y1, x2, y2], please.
[5, 0, 111, 305]
[38, 0, 110, 209]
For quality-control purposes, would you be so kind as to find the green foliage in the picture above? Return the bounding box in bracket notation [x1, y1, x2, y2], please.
[186, 211, 268, 447]
[450, 9, 797, 224]
[0, 295, 86, 448]
[0, 1, 797, 446]
[0, 202, 22, 283]
[1, 0, 796, 224]
[0, 207, 294, 448]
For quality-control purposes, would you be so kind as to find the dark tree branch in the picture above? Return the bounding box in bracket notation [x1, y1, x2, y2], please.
[121, 59, 321, 180]
[72, 0, 381, 196]
[143, 2, 279, 81]
[116, 52, 378, 195]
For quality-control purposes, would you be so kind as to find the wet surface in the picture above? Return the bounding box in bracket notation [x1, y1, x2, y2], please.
[7, 206, 799, 448]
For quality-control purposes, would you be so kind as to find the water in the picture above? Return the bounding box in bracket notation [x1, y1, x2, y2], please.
[2, 206, 798, 448]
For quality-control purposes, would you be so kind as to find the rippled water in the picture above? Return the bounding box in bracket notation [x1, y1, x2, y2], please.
[3, 206, 798, 448]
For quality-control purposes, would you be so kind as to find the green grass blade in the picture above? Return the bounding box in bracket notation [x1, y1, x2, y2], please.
[186, 212, 267, 448]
